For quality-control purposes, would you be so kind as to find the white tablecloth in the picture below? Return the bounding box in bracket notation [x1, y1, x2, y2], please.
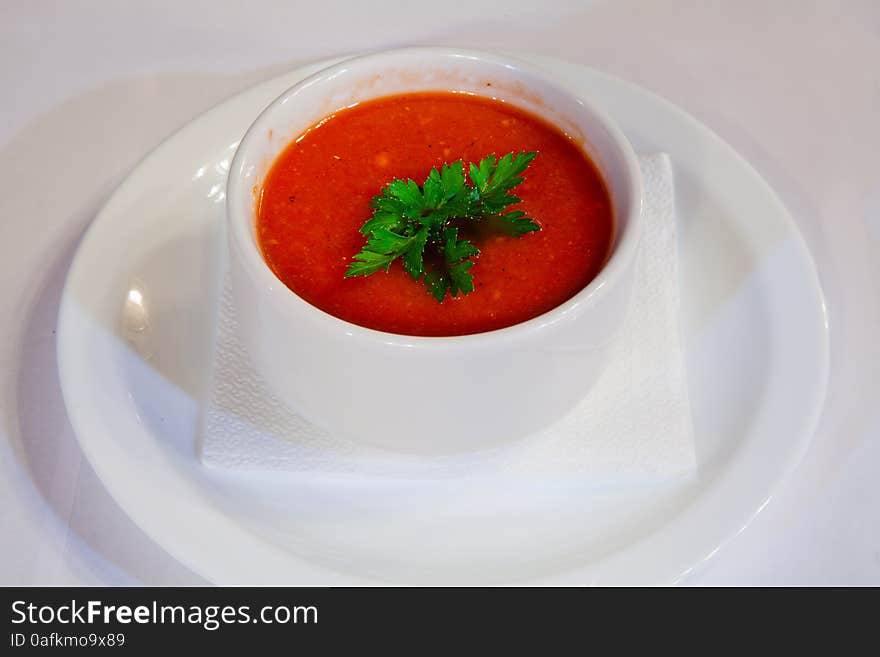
[1, 0, 878, 585]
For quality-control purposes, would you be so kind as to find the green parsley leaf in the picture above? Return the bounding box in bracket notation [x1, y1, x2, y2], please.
[448, 260, 475, 297]
[402, 226, 430, 280]
[423, 269, 449, 303]
[442, 227, 480, 262]
[440, 227, 479, 298]
[345, 151, 540, 302]
[487, 210, 542, 237]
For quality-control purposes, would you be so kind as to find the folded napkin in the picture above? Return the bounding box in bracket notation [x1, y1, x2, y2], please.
[200, 154, 696, 481]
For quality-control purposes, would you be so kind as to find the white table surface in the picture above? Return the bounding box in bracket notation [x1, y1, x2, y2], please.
[1, 0, 878, 586]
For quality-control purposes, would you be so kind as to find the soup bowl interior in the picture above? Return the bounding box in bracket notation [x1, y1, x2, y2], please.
[227, 48, 641, 453]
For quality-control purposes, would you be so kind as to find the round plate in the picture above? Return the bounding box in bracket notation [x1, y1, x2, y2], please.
[57, 54, 829, 584]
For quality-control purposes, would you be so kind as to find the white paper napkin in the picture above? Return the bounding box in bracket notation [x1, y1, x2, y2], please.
[200, 154, 696, 481]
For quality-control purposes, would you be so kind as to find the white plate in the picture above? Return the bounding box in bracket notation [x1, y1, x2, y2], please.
[57, 54, 829, 585]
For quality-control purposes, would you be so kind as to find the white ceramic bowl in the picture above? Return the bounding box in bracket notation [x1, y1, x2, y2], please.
[227, 47, 642, 454]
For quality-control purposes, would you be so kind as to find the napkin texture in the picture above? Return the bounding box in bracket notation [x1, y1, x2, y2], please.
[200, 154, 695, 480]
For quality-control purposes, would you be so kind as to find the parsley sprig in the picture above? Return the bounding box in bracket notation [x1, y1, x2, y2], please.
[345, 152, 540, 302]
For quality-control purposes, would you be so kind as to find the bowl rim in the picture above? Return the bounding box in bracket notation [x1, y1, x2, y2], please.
[226, 46, 643, 347]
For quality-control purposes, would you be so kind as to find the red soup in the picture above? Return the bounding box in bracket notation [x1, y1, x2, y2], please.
[257, 92, 613, 336]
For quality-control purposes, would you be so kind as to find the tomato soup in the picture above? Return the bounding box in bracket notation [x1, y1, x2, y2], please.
[257, 92, 613, 336]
